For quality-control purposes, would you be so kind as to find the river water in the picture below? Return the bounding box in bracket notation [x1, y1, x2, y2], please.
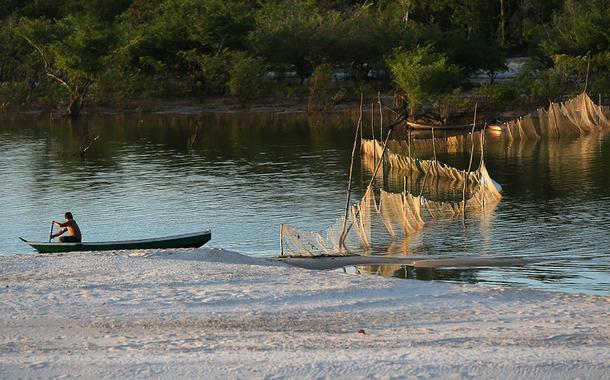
[1, 112, 609, 295]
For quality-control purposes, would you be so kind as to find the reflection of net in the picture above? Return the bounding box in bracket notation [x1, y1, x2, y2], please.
[504, 92, 610, 140]
[280, 160, 501, 257]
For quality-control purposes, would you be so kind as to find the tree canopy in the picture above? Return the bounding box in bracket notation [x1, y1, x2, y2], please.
[0, 0, 608, 116]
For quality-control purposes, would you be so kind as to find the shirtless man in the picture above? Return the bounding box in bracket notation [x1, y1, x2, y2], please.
[50, 212, 82, 243]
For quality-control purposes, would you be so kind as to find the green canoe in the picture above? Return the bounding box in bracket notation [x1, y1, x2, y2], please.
[20, 230, 211, 253]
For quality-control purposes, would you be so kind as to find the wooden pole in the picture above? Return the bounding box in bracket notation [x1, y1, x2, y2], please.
[597, 92, 602, 127]
[359, 93, 364, 183]
[480, 123, 487, 211]
[431, 127, 437, 161]
[418, 158, 430, 197]
[359, 93, 363, 147]
[408, 127, 412, 177]
[371, 103, 376, 166]
[339, 104, 364, 252]
[431, 126, 439, 196]
[378, 91, 383, 139]
[279, 224, 284, 256]
[341, 115, 407, 243]
[462, 103, 478, 218]
[550, 100, 561, 137]
[371, 103, 375, 140]
[584, 51, 591, 93]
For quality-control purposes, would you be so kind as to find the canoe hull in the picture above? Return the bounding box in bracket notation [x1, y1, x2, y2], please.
[22, 230, 211, 254]
[407, 121, 479, 131]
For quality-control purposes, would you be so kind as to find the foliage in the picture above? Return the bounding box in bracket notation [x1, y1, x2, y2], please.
[477, 83, 519, 110]
[16, 14, 117, 117]
[439, 33, 507, 80]
[1, 0, 609, 113]
[248, 0, 333, 82]
[386, 45, 462, 115]
[227, 52, 269, 106]
[0, 17, 36, 86]
[329, 4, 405, 82]
[115, 0, 255, 93]
[516, 59, 568, 104]
[308, 63, 333, 111]
[199, 50, 235, 96]
[539, 0, 609, 57]
[434, 88, 473, 122]
[523, 0, 610, 100]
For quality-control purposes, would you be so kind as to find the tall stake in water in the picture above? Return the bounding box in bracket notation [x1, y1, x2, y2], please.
[463, 103, 478, 219]
[371, 103, 376, 165]
[341, 115, 406, 246]
[584, 51, 591, 93]
[378, 91, 383, 139]
[339, 94, 364, 252]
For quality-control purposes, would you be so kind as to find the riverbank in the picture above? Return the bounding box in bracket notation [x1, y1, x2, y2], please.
[2, 93, 527, 122]
[1, 248, 608, 379]
[1, 94, 367, 116]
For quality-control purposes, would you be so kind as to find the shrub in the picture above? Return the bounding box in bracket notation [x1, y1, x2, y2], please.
[308, 63, 333, 111]
[227, 52, 269, 106]
[478, 83, 518, 110]
[386, 45, 462, 116]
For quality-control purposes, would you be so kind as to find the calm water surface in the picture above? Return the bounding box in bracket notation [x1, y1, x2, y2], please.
[1, 113, 609, 295]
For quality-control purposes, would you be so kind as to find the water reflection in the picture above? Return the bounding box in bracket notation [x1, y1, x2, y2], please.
[359, 264, 481, 284]
[0, 113, 609, 295]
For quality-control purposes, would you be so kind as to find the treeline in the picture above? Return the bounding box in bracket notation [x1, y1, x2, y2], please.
[0, 0, 608, 118]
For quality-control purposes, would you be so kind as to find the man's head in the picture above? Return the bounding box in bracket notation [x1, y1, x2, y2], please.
[65, 212, 73, 220]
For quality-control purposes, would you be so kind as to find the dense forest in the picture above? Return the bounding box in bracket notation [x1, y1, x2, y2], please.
[0, 0, 608, 118]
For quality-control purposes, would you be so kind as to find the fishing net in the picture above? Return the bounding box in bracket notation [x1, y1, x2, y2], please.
[361, 139, 480, 183]
[280, 158, 501, 257]
[280, 92, 609, 256]
[385, 135, 472, 155]
[503, 92, 610, 140]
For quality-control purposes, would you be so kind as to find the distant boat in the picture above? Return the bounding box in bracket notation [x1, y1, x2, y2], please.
[19, 230, 211, 253]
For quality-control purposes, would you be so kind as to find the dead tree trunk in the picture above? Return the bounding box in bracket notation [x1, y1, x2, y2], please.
[19, 33, 93, 119]
[66, 79, 92, 119]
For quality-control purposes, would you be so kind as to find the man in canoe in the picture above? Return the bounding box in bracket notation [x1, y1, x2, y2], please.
[50, 212, 82, 243]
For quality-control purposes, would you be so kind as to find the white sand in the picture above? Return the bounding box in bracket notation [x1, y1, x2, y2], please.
[0, 248, 608, 379]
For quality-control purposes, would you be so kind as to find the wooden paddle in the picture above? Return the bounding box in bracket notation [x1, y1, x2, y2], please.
[49, 222, 54, 242]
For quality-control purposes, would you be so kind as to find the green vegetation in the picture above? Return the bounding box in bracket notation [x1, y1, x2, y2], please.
[0, 0, 608, 118]
[387, 45, 461, 116]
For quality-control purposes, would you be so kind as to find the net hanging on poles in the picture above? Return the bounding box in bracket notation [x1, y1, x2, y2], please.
[361, 139, 481, 183]
[502, 92, 610, 140]
[279, 158, 501, 257]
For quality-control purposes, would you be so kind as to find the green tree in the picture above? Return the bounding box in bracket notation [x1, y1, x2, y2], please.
[527, 0, 610, 96]
[386, 45, 462, 115]
[17, 14, 117, 117]
[308, 63, 333, 111]
[227, 52, 269, 106]
[117, 0, 254, 93]
[330, 4, 405, 83]
[249, 0, 334, 82]
[440, 33, 507, 82]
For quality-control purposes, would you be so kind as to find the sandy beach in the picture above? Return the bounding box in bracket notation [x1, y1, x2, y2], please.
[0, 248, 608, 379]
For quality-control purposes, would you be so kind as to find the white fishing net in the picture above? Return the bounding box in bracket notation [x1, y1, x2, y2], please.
[280, 158, 501, 257]
[361, 138, 480, 183]
[279, 91, 609, 257]
[503, 92, 609, 140]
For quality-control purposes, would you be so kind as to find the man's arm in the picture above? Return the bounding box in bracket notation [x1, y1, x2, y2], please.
[53, 220, 70, 227]
[50, 228, 67, 239]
